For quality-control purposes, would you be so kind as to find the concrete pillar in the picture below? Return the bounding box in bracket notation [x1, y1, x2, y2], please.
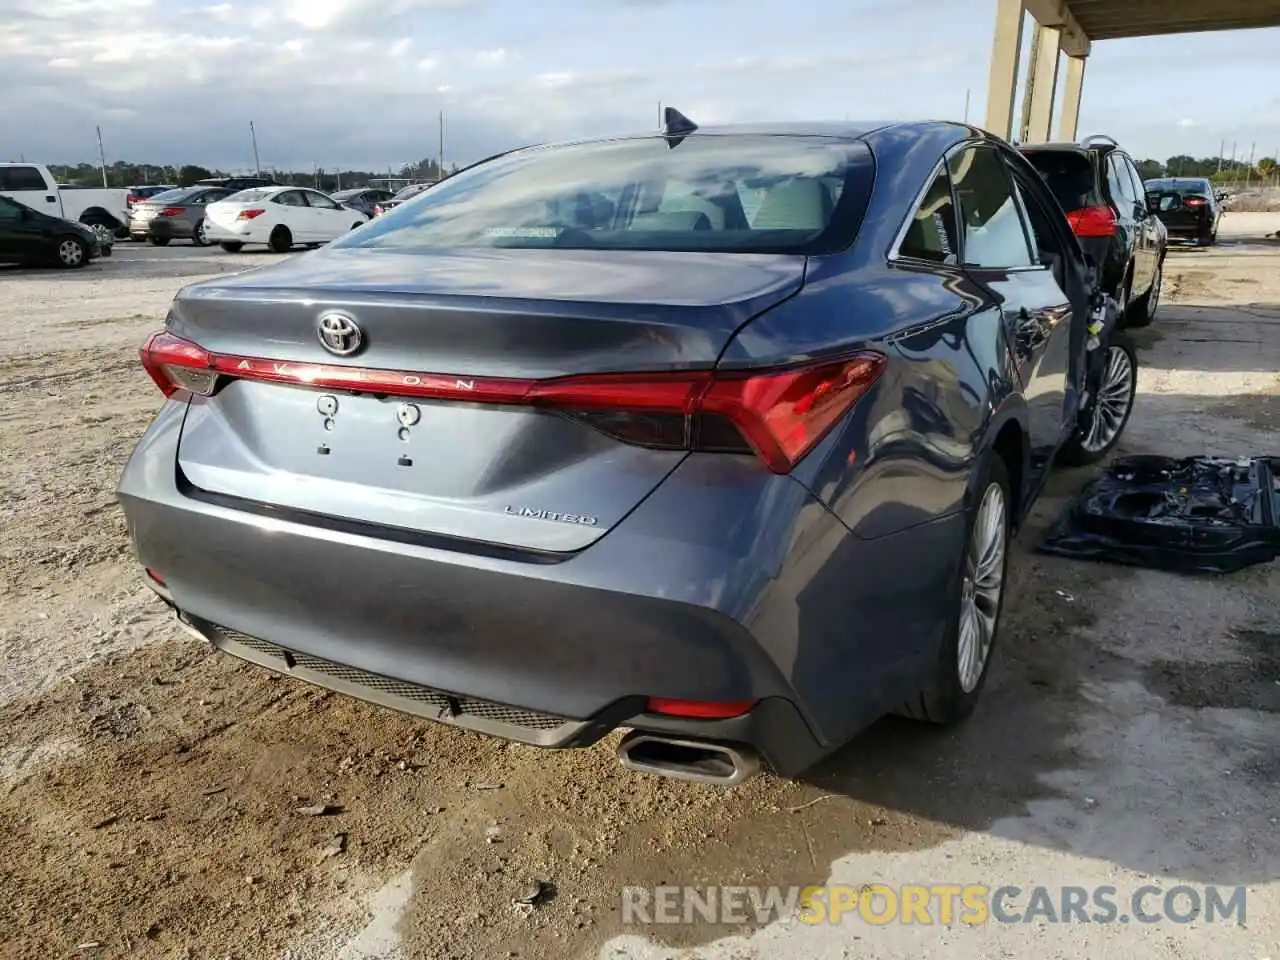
[1057, 54, 1087, 141]
[1023, 24, 1061, 142]
[984, 0, 1025, 140]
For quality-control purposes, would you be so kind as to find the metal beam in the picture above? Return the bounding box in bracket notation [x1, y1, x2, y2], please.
[1024, 24, 1062, 143]
[1057, 55, 1086, 141]
[984, 0, 1026, 140]
[1022, 0, 1092, 56]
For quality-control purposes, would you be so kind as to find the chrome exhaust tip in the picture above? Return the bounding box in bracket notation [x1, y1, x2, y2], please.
[617, 732, 760, 787]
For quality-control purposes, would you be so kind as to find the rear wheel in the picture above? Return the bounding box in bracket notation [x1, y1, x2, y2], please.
[192, 219, 212, 247]
[268, 226, 293, 254]
[56, 236, 88, 268]
[1125, 260, 1161, 328]
[220, 242, 244, 253]
[1057, 334, 1137, 466]
[898, 454, 1011, 725]
[149, 236, 170, 247]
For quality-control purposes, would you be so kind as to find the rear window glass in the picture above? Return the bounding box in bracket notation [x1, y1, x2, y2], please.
[391, 183, 433, 201]
[227, 188, 274, 203]
[338, 135, 876, 255]
[1023, 150, 1095, 213]
[148, 188, 193, 204]
[1144, 179, 1211, 196]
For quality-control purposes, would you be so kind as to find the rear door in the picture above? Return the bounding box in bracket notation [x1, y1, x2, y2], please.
[301, 189, 354, 240]
[273, 189, 314, 240]
[0, 165, 61, 217]
[950, 144, 1073, 482]
[1104, 153, 1149, 292]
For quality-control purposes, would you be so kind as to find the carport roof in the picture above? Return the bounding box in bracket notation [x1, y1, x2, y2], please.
[1025, 0, 1280, 56]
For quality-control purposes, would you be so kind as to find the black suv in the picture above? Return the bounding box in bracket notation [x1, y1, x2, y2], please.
[1020, 135, 1167, 328]
[193, 176, 280, 191]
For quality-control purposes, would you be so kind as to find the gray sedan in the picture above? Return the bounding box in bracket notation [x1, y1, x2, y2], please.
[128, 186, 237, 246]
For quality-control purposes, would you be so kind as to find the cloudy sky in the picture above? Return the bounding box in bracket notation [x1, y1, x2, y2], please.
[3, 0, 1279, 173]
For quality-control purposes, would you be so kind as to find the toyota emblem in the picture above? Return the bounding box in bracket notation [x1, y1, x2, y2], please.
[317, 312, 363, 357]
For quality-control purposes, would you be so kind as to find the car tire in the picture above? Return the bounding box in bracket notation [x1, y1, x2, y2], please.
[55, 235, 89, 269]
[1056, 333, 1138, 467]
[269, 226, 293, 254]
[220, 242, 244, 253]
[149, 236, 170, 247]
[897, 454, 1011, 726]
[191, 219, 212, 247]
[1125, 259, 1162, 328]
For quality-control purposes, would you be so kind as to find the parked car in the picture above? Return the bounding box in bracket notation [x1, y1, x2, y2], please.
[1142, 177, 1224, 245]
[1019, 135, 1167, 328]
[119, 118, 1136, 786]
[128, 186, 238, 246]
[331, 188, 395, 218]
[194, 175, 281, 191]
[0, 163, 130, 242]
[202, 186, 368, 253]
[127, 184, 177, 211]
[372, 180, 435, 216]
[0, 194, 112, 267]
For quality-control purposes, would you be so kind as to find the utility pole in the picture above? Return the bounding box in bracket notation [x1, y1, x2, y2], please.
[1217, 139, 1225, 174]
[249, 121, 261, 176]
[964, 88, 972, 124]
[437, 111, 445, 180]
[95, 126, 108, 187]
[1246, 142, 1256, 186]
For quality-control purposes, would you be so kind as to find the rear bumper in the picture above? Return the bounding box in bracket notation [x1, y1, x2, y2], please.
[119, 402, 964, 777]
[145, 218, 194, 240]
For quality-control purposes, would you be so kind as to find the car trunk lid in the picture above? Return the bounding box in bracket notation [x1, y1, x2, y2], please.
[169, 247, 806, 553]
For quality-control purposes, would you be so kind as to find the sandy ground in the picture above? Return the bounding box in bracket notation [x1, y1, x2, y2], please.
[0, 218, 1277, 960]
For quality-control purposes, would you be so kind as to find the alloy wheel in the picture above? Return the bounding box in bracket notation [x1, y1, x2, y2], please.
[1080, 345, 1135, 453]
[58, 239, 84, 266]
[957, 482, 1006, 693]
[1148, 265, 1162, 317]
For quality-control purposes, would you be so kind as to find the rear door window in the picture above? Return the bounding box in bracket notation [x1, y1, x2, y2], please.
[896, 168, 958, 264]
[947, 146, 1034, 268]
[0, 166, 48, 191]
[1106, 156, 1139, 210]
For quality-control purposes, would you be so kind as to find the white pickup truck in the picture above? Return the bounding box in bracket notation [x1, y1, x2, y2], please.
[0, 163, 131, 238]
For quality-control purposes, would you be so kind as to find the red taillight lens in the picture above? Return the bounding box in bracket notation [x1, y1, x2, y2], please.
[138, 330, 886, 473]
[140, 330, 217, 398]
[1065, 204, 1117, 237]
[236, 208, 266, 221]
[144, 568, 166, 587]
[645, 697, 757, 719]
[1184, 196, 1206, 208]
[159, 207, 184, 217]
[127, 195, 142, 206]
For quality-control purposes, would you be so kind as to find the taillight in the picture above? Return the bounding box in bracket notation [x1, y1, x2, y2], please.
[159, 206, 184, 217]
[127, 194, 142, 206]
[1065, 204, 1117, 237]
[1184, 196, 1206, 208]
[236, 209, 266, 221]
[138, 331, 886, 473]
[139, 331, 219, 398]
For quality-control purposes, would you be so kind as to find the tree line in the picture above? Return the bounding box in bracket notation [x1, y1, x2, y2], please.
[1135, 156, 1277, 183]
[44, 157, 458, 191]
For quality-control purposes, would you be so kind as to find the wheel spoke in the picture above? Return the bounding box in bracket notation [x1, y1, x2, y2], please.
[958, 482, 1006, 693]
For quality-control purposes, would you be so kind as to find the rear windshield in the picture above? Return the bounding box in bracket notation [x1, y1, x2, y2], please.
[331, 189, 362, 200]
[1144, 179, 1211, 196]
[227, 188, 274, 203]
[147, 188, 193, 204]
[338, 135, 876, 255]
[1023, 150, 1095, 213]
[391, 183, 432, 201]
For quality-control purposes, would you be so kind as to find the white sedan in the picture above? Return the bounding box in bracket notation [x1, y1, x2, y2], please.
[203, 186, 368, 253]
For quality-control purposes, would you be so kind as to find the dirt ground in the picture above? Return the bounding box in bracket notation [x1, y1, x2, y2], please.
[1, 220, 1278, 960]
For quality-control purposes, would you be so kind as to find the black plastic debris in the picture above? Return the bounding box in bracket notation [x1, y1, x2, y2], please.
[1039, 455, 1280, 574]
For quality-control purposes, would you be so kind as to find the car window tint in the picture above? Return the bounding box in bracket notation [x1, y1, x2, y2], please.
[0, 166, 48, 191]
[275, 191, 306, 206]
[947, 146, 1033, 268]
[306, 191, 341, 210]
[1023, 150, 1093, 213]
[0, 197, 23, 220]
[340, 135, 877, 255]
[1122, 159, 1146, 204]
[1106, 156, 1137, 207]
[897, 168, 958, 264]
